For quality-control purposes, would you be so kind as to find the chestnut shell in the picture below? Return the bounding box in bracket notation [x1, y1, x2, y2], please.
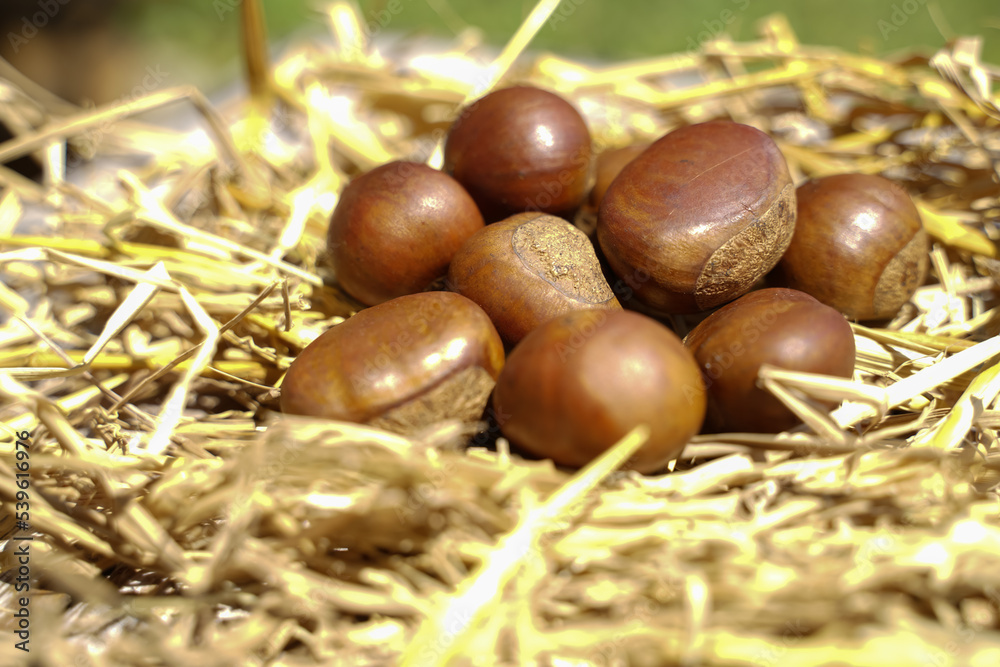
[327, 161, 484, 306]
[588, 142, 650, 209]
[778, 173, 929, 321]
[281, 292, 504, 424]
[684, 287, 856, 433]
[493, 309, 705, 473]
[597, 121, 795, 313]
[447, 212, 621, 345]
[444, 86, 592, 221]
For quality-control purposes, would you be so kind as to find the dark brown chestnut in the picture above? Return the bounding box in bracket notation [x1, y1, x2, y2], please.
[493, 309, 705, 473]
[447, 212, 621, 345]
[597, 120, 796, 313]
[327, 160, 484, 306]
[588, 142, 650, 209]
[683, 287, 855, 433]
[281, 292, 504, 433]
[444, 85, 592, 221]
[777, 173, 929, 321]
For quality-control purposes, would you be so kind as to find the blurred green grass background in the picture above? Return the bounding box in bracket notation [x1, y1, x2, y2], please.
[133, 0, 998, 93]
[2, 0, 996, 105]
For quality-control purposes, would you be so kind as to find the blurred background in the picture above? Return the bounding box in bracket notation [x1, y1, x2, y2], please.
[0, 0, 996, 105]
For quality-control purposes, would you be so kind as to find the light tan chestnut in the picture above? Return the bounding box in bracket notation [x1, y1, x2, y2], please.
[493, 309, 705, 473]
[280, 292, 504, 433]
[597, 121, 796, 313]
[447, 212, 621, 345]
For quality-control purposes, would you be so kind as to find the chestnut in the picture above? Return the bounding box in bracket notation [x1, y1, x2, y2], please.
[683, 287, 855, 433]
[444, 85, 592, 221]
[327, 161, 484, 306]
[588, 142, 650, 209]
[493, 309, 705, 473]
[447, 212, 621, 345]
[597, 120, 796, 313]
[280, 292, 504, 433]
[777, 173, 929, 321]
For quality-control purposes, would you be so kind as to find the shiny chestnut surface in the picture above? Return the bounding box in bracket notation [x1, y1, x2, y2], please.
[281, 292, 504, 423]
[444, 86, 592, 221]
[589, 142, 650, 209]
[597, 121, 795, 313]
[684, 288, 856, 433]
[778, 173, 929, 321]
[493, 309, 705, 473]
[327, 161, 484, 306]
[448, 212, 621, 345]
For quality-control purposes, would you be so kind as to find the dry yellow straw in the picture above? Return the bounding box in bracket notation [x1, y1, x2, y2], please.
[832, 334, 1000, 428]
[401, 425, 650, 666]
[426, 0, 564, 168]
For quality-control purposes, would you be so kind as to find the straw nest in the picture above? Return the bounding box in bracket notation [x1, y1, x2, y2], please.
[1, 1, 1000, 665]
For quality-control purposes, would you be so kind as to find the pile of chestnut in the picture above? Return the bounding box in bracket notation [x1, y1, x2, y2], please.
[281, 85, 930, 474]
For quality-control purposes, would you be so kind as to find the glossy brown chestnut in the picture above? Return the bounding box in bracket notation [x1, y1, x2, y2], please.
[683, 288, 855, 433]
[493, 309, 705, 473]
[588, 142, 650, 209]
[597, 120, 796, 313]
[281, 292, 504, 432]
[777, 173, 929, 321]
[327, 160, 484, 306]
[444, 86, 592, 220]
[447, 212, 621, 345]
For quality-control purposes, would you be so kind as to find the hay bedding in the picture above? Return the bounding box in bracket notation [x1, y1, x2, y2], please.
[1, 1, 999, 665]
